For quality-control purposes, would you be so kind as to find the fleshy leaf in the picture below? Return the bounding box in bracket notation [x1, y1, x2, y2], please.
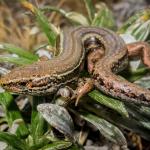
[37, 104, 74, 139]
[83, 103, 150, 140]
[80, 111, 127, 146]
[88, 90, 128, 117]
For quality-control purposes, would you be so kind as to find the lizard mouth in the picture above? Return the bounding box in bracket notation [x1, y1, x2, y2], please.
[1, 81, 58, 96]
[1, 82, 28, 94]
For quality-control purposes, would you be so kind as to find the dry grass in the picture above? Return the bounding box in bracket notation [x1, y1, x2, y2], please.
[0, 3, 48, 51]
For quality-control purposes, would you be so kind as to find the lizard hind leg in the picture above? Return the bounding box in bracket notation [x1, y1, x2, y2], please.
[127, 42, 150, 68]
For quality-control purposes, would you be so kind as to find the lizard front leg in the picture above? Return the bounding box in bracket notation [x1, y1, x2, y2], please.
[56, 78, 94, 106]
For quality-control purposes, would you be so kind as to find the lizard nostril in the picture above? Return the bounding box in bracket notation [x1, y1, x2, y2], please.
[19, 82, 27, 87]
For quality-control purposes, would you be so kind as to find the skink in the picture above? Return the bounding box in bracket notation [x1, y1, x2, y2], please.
[1, 27, 150, 105]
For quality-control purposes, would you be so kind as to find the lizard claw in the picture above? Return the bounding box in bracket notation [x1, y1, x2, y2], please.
[74, 78, 94, 106]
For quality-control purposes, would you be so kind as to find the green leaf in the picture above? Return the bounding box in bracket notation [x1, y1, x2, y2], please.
[88, 90, 129, 117]
[0, 92, 29, 138]
[28, 137, 50, 150]
[141, 105, 150, 115]
[65, 12, 89, 26]
[42, 6, 89, 26]
[21, 1, 58, 47]
[0, 43, 38, 61]
[92, 3, 116, 29]
[0, 131, 28, 150]
[31, 111, 48, 144]
[125, 103, 150, 130]
[67, 144, 82, 150]
[83, 0, 96, 22]
[83, 103, 150, 140]
[118, 9, 150, 41]
[132, 21, 150, 41]
[80, 111, 127, 146]
[0, 56, 36, 65]
[122, 67, 149, 82]
[37, 104, 74, 139]
[34, 8, 58, 46]
[4, 146, 18, 150]
[41, 6, 66, 16]
[41, 141, 72, 150]
[30, 96, 48, 145]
